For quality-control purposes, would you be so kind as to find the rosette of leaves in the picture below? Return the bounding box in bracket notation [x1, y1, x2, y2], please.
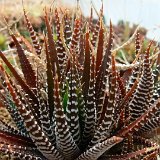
[0, 5, 159, 160]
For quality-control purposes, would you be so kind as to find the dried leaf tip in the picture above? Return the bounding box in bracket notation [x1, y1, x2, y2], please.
[3, 17, 13, 35]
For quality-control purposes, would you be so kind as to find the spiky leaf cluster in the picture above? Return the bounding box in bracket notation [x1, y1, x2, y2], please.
[0, 4, 159, 160]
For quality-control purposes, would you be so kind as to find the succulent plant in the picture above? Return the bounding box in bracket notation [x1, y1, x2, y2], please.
[0, 4, 159, 160]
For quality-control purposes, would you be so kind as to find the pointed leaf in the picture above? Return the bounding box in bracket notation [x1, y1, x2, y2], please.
[76, 136, 122, 160]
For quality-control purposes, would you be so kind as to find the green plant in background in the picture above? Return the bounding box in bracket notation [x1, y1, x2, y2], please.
[0, 3, 159, 160]
[0, 34, 7, 50]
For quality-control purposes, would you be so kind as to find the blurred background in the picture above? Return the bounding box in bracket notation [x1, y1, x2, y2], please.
[0, 0, 160, 52]
[1, 0, 160, 40]
[62, 0, 160, 41]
